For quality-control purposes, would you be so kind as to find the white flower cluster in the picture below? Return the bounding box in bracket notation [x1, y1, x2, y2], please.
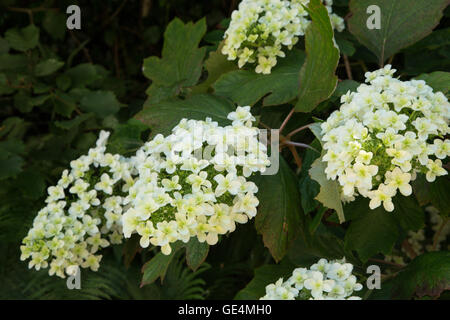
[222, 0, 345, 74]
[20, 131, 135, 278]
[122, 106, 270, 255]
[321, 65, 450, 212]
[260, 258, 363, 300]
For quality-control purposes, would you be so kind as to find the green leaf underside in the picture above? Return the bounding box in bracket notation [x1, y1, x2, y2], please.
[348, 0, 449, 65]
[295, 0, 340, 113]
[309, 156, 345, 223]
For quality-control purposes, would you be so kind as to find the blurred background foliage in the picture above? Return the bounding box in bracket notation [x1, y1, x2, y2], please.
[0, 0, 448, 299]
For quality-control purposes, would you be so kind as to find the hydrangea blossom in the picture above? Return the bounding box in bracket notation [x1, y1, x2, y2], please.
[222, 0, 345, 74]
[122, 106, 270, 255]
[20, 131, 135, 278]
[321, 65, 449, 211]
[260, 258, 363, 300]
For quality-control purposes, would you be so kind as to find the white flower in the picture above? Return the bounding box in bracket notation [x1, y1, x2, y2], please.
[21, 131, 132, 278]
[425, 159, 447, 182]
[368, 184, 396, 212]
[227, 106, 255, 126]
[95, 173, 114, 195]
[304, 271, 335, 299]
[321, 65, 449, 212]
[187, 171, 212, 192]
[121, 106, 269, 255]
[385, 167, 412, 196]
[223, 0, 344, 73]
[214, 173, 241, 197]
[261, 258, 363, 300]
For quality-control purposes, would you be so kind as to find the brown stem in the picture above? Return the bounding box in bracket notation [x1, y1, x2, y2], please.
[114, 39, 121, 78]
[286, 123, 313, 139]
[343, 54, 353, 80]
[287, 145, 302, 169]
[279, 107, 295, 134]
[387, 54, 395, 66]
[358, 60, 369, 73]
[69, 31, 93, 64]
[102, 0, 128, 28]
[432, 218, 449, 251]
[402, 239, 417, 260]
[282, 140, 319, 153]
[369, 258, 405, 269]
[141, 0, 152, 18]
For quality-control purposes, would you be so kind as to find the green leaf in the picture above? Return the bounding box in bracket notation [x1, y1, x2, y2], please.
[135, 94, 234, 137]
[335, 33, 356, 56]
[107, 119, 148, 155]
[413, 174, 450, 217]
[309, 156, 345, 223]
[42, 11, 67, 40]
[0, 155, 24, 180]
[344, 204, 399, 262]
[191, 43, 238, 94]
[0, 53, 27, 71]
[56, 74, 72, 91]
[15, 170, 46, 199]
[143, 18, 206, 88]
[407, 28, 450, 52]
[391, 195, 425, 232]
[384, 251, 450, 299]
[5, 24, 40, 52]
[309, 122, 324, 144]
[234, 260, 295, 300]
[348, 0, 449, 65]
[0, 37, 10, 54]
[288, 225, 356, 266]
[185, 238, 209, 272]
[14, 92, 50, 113]
[65, 63, 102, 88]
[0, 139, 26, 159]
[0, 117, 26, 139]
[144, 84, 180, 106]
[295, 0, 339, 112]
[0, 73, 14, 95]
[253, 157, 304, 262]
[333, 79, 360, 98]
[34, 59, 64, 77]
[141, 242, 184, 287]
[414, 71, 450, 97]
[298, 141, 321, 214]
[52, 91, 77, 117]
[122, 234, 142, 268]
[79, 91, 122, 117]
[54, 113, 94, 130]
[213, 49, 305, 106]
